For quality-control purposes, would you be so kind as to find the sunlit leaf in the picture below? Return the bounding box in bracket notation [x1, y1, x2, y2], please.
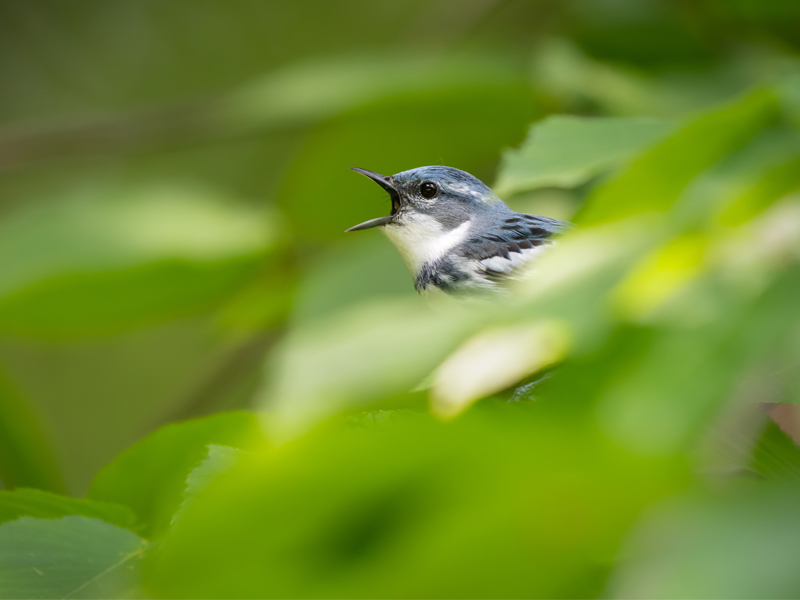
[259, 297, 476, 433]
[172, 445, 242, 525]
[431, 321, 569, 418]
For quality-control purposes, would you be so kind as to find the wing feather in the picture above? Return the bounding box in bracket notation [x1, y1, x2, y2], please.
[457, 213, 568, 281]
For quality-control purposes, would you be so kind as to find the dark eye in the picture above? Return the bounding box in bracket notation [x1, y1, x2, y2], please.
[420, 181, 438, 198]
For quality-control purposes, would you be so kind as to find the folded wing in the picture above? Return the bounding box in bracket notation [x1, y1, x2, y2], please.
[458, 213, 568, 281]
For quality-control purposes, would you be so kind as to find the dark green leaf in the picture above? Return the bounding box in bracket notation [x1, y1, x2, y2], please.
[0, 488, 135, 530]
[0, 369, 63, 492]
[750, 420, 800, 481]
[89, 412, 264, 538]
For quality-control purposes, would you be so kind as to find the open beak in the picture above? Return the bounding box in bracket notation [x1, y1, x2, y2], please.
[346, 168, 400, 232]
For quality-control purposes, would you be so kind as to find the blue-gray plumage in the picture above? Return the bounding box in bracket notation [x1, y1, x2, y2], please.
[347, 166, 569, 295]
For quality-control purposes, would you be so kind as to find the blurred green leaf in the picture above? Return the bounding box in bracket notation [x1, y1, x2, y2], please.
[610, 484, 800, 598]
[223, 54, 525, 134]
[0, 488, 135, 529]
[0, 257, 261, 339]
[750, 421, 800, 481]
[287, 236, 413, 325]
[274, 81, 537, 241]
[0, 4, 800, 597]
[260, 298, 475, 432]
[0, 369, 63, 492]
[0, 185, 275, 338]
[145, 408, 688, 598]
[529, 38, 660, 116]
[718, 156, 800, 225]
[0, 186, 271, 295]
[0, 317, 249, 496]
[0, 516, 145, 600]
[495, 116, 673, 196]
[579, 88, 780, 224]
[89, 412, 264, 538]
[678, 128, 800, 225]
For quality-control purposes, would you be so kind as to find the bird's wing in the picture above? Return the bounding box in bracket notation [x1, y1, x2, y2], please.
[458, 214, 568, 280]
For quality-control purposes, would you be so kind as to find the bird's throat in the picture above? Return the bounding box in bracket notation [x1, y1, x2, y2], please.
[383, 215, 471, 274]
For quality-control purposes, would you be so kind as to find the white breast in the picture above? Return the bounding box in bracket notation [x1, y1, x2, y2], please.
[383, 215, 471, 273]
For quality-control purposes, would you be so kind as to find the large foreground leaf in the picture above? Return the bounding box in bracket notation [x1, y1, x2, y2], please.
[0, 516, 144, 599]
[145, 407, 688, 598]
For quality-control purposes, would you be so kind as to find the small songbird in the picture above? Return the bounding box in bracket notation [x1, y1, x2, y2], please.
[347, 166, 569, 295]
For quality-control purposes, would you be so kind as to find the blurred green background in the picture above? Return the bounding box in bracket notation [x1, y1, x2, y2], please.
[1, 1, 800, 598]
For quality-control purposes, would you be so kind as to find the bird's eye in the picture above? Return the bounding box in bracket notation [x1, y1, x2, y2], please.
[420, 181, 438, 199]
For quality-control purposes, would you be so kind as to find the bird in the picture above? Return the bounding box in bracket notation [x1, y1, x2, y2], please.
[346, 166, 569, 295]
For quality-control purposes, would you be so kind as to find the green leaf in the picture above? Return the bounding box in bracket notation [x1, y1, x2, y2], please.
[0, 488, 135, 530]
[89, 412, 264, 538]
[494, 116, 673, 196]
[0, 186, 271, 298]
[610, 485, 800, 598]
[172, 445, 242, 525]
[259, 297, 474, 432]
[718, 156, 800, 225]
[579, 88, 780, 224]
[680, 128, 800, 226]
[0, 369, 64, 492]
[0, 257, 261, 339]
[223, 53, 525, 134]
[0, 516, 145, 600]
[0, 185, 275, 338]
[750, 421, 800, 481]
[145, 408, 688, 598]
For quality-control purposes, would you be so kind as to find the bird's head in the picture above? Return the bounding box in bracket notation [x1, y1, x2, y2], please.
[347, 165, 510, 274]
[347, 166, 509, 273]
[346, 165, 502, 234]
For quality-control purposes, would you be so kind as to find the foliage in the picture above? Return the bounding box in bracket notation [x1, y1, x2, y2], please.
[0, 517, 144, 599]
[89, 412, 264, 538]
[1, 1, 800, 598]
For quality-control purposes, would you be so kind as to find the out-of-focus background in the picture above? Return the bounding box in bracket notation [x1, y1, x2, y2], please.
[1, 1, 800, 598]
[0, 0, 794, 494]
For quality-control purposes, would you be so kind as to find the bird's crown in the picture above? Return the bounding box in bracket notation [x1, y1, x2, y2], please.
[390, 166, 501, 209]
